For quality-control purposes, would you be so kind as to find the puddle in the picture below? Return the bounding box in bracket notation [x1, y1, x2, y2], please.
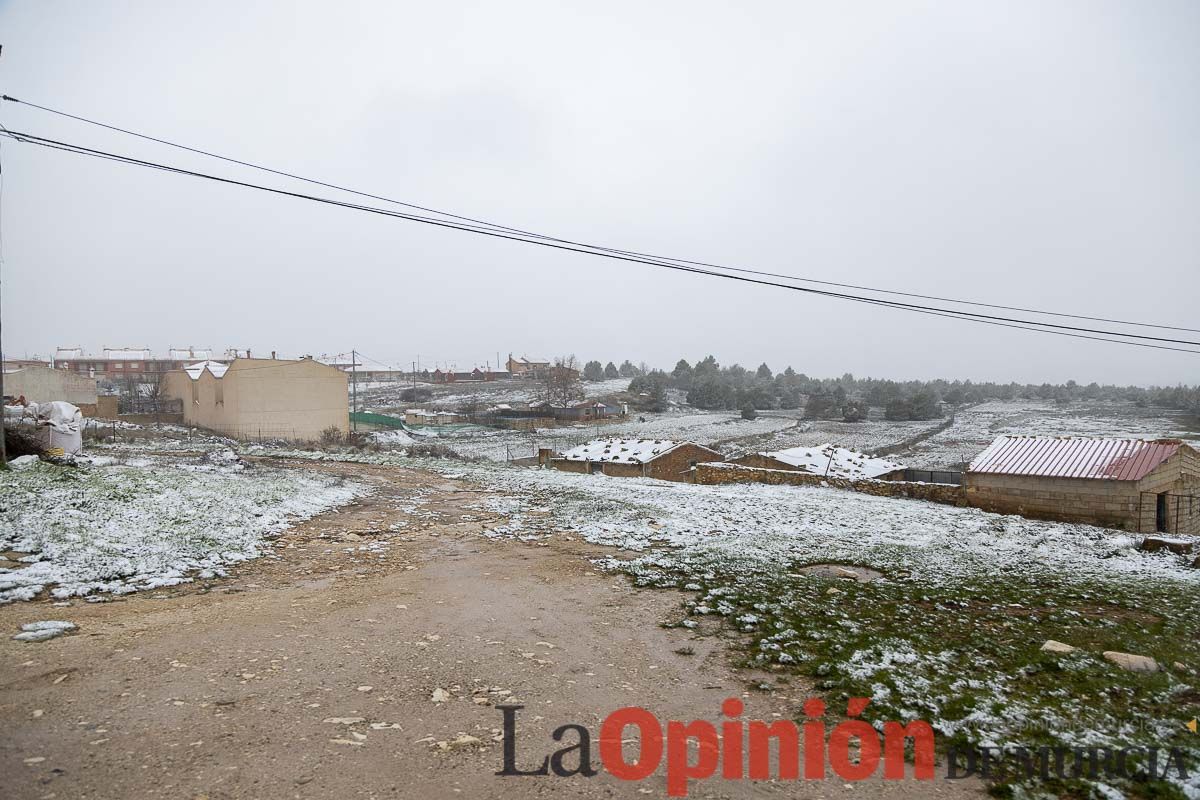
[791, 563, 884, 582]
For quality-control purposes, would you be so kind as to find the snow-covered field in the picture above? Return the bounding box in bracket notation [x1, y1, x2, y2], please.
[0, 454, 364, 603]
[428, 411, 798, 462]
[360, 377, 632, 411]
[899, 401, 1196, 469]
[453, 461, 1198, 587]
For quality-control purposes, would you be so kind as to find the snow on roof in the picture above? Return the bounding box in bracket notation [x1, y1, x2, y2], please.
[968, 436, 1185, 481]
[760, 445, 905, 480]
[103, 348, 152, 360]
[183, 360, 229, 380]
[169, 347, 213, 360]
[55, 347, 84, 359]
[561, 438, 687, 464]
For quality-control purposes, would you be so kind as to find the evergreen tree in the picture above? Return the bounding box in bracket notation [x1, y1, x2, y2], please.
[583, 360, 604, 381]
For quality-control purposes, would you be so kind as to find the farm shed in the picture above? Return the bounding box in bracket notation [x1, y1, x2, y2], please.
[546, 438, 722, 482]
[728, 445, 905, 481]
[162, 357, 348, 441]
[552, 402, 613, 422]
[965, 436, 1200, 534]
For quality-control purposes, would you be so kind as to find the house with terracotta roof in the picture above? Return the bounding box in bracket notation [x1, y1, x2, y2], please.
[965, 436, 1200, 534]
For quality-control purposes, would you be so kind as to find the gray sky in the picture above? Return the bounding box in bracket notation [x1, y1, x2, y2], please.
[1, 0, 1197, 385]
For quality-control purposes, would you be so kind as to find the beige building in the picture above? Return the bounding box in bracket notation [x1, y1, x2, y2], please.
[162, 357, 348, 441]
[4, 365, 99, 406]
[966, 436, 1200, 534]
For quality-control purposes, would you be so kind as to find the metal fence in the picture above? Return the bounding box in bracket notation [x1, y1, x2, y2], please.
[118, 397, 183, 415]
[900, 468, 963, 485]
[1139, 491, 1200, 535]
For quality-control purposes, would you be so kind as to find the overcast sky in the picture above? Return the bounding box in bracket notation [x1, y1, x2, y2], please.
[0, 1, 1196, 385]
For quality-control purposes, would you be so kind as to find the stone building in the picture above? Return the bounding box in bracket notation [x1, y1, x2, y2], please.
[543, 438, 722, 482]
[162, 357, 348, 441]
[965, 436, 1200, 534]
[506, 354, 551, 377]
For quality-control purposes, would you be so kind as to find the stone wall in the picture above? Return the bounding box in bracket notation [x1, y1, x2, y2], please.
[693, 462, 968, 505]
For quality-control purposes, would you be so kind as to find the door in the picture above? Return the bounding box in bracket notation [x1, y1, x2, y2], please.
[1156, 492, 1169, 533]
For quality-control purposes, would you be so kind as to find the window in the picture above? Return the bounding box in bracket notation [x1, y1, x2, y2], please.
[129, 362, 141, 369]
[113, 362, 123, 370]
[191, 381, 199, 405]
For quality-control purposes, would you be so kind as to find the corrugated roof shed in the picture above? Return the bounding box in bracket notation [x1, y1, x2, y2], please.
[968, 436, 1183, 481]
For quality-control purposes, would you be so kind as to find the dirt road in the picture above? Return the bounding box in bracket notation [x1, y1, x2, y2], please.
[0, 460, 983, 799]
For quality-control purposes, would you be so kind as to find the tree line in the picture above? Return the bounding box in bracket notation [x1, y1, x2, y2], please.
[586, 355, 1200, 422]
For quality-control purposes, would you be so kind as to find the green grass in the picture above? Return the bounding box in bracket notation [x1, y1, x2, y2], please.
[629, 561, 1200, 798]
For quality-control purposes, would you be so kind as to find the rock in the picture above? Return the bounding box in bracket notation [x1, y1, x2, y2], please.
[323, 717, 365, 725]
[430, 687, 450, 703]
[10, 455, 40, 470]
[1103, 651, 1159, 673]
[1192, 556, 1200, 569]
[12, 621, 76, 643]
[1040, 640, 1077, 655]
[355, 686, 373, 693]
[447, 734, 480, 750]
[1140, 536, 1194, 555]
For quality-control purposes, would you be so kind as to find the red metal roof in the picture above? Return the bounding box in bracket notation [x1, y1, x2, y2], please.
[967, 436, 1183, 481]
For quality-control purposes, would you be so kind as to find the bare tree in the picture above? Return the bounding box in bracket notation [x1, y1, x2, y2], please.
[541, 355, 585, 406]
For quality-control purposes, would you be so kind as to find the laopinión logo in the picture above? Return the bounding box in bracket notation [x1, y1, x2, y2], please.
[495, 699, 1194, 797]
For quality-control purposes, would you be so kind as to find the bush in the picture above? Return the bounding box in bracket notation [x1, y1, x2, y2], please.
[842, 399, 868, 422]
[740, 404, 758, 420]
[400, 387, 432, 403]
[5, 426, 47, 459]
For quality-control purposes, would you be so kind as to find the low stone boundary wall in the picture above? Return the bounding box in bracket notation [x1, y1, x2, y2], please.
[693, 462, 967, 506]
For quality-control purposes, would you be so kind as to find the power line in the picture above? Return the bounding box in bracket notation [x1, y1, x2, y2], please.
[2, 127, 1198, 356]
[4, 93, 1196, 336]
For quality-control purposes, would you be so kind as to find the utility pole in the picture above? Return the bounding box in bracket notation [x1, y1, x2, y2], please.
[351, 349, 358, 431]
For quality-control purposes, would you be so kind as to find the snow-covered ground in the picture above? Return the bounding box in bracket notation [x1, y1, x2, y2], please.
[0, 454, 364, 603]
[898, 400, 1196, 469]
[451, 462, 1197, 585]
[360, 377, 632, 410]
[430, 411, 798, 462]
